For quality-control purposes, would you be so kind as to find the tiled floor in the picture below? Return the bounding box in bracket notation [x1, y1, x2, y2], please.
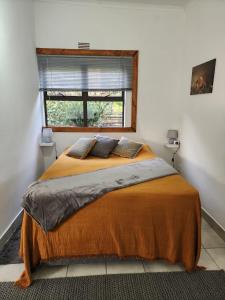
[0, 218, 224, 282]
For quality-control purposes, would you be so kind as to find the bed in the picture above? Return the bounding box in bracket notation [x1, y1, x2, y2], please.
[17, 145, 201, 288]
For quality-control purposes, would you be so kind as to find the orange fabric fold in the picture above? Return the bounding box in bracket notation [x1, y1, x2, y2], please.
[16, 145, 201, 288]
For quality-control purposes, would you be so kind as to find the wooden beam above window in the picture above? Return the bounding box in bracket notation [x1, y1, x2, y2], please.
[36, 48, 138, 57]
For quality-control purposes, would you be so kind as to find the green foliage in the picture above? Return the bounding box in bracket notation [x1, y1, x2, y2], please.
[46, 100, 116, 127]
[46, 101, 82, 126]
[87, 102, 112, 127]
[113, 102, 123, 113]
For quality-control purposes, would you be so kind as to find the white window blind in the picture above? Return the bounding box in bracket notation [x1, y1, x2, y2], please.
[37, 55, 133, 91]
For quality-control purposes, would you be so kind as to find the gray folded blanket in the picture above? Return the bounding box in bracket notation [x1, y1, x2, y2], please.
[22, 158, 177, 232]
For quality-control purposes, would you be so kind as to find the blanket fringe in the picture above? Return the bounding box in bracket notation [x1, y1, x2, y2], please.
[15, 270, 32, 288]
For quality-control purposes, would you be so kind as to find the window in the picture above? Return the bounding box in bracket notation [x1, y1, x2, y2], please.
[44, 90, 125, 127]
[37, 49, 138, 132]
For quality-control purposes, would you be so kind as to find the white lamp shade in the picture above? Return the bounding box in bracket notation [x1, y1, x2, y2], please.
[167, 130, 178, 139]
[42, 128, 53, 143]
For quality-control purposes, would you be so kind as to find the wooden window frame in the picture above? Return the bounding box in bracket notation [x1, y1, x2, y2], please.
[37, 48, 138, 132]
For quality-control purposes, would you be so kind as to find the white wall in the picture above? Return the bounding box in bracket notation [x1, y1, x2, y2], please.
[0, 0, 44, 237]
[34, 0, 185, 159]
[178, 0, 225, 228]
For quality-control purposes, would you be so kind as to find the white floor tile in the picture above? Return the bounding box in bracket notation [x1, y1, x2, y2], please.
[106, 260, 144, 274]
[143, 260, 184, 273]
[0, 263, 24, 282]
[32, 265, 67, 280]
[207, 248, 225, 270]
[67, 262, 106, 277]
[202, 226, 225, 248]
[198, 249, 219, 270]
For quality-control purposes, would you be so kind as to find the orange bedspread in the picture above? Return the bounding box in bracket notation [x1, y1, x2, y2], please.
[17, 145, 201, 288]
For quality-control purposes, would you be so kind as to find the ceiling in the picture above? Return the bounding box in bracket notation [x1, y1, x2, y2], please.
[40, 0, 191, 7]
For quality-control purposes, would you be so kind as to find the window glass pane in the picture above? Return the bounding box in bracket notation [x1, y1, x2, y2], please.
[87, 101, 123, 127]
[46, 100, 84, 126]
[88, 91, 122, 97]
[47, 91, 82, 96]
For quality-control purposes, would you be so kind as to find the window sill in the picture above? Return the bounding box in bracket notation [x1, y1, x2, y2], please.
[44, 126, 136, 133]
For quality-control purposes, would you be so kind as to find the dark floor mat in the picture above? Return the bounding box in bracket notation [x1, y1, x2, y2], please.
[0, 227, 22, 264]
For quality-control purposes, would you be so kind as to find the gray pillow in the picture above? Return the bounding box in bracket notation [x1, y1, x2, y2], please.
[112, 137, 143, 158]
[67, 137, 96, 159]
[90, 135, 119, 158]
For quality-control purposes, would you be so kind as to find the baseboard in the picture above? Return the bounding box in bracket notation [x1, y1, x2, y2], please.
[202, 208, 225, 242]
[0, 210, 23, 252]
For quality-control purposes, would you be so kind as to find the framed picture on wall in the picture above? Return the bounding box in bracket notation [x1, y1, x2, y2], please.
[190, 59, 216, 95]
